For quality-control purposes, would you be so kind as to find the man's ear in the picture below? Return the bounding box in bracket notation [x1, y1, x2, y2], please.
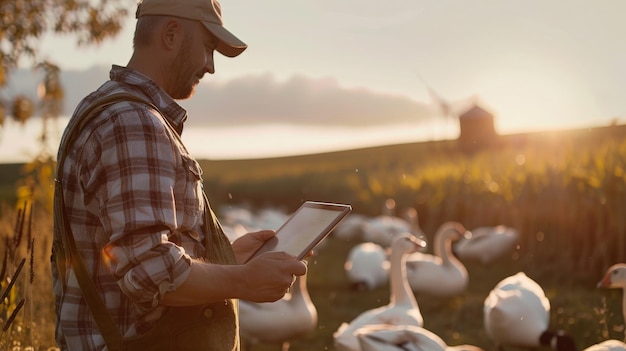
[161, 19, 183, 51]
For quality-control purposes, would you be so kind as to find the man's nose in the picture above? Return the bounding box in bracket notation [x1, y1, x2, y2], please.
[205, 53, 215, 74]
[205, 62, 215, 74]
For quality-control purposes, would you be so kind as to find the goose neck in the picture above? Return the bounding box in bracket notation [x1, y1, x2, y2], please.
[434, 225, 461, 265]
[389, 251, 418, 307]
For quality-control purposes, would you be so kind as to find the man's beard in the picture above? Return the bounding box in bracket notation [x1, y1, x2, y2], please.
[168, 38, 201, 100]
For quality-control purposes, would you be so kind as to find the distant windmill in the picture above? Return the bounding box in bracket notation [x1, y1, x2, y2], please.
[415, 71, 455, 121]
[414, 71, 458, 140]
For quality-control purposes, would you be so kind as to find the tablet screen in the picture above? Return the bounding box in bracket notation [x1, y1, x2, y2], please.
[247, 201, 352, 261]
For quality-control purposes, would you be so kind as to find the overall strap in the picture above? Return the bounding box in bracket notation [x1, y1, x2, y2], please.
[54, 93, 159, 351]
[202, 192, 237, 265]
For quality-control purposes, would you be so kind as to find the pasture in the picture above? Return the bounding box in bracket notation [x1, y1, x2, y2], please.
[0, 123, 625, 350]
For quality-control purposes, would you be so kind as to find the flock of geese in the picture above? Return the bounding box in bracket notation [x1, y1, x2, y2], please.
[217, 201, 626, 351]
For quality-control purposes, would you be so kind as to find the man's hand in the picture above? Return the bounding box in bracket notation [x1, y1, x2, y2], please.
[240, 251, 308, 302]
[231, 230, 275, 264]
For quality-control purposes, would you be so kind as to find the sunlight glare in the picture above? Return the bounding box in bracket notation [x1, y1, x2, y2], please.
[471, 53, 596, 134]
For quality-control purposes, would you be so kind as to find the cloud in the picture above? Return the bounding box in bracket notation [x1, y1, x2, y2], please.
[182, 73, 434, 127]
[6, 66, 436, 127]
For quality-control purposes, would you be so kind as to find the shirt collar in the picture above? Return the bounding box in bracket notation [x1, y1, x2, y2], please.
[109, 65, 188, 134]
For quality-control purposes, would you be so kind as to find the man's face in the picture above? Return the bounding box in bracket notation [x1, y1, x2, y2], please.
[169, 23, 217, 100]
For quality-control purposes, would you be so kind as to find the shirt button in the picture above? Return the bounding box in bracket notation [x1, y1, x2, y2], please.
[202, 307, 214, 320]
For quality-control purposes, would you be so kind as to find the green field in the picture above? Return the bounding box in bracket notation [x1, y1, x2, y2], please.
[0, 124, 625, 350]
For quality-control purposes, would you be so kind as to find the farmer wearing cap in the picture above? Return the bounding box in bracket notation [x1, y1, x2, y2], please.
[51, 0, 307, 350]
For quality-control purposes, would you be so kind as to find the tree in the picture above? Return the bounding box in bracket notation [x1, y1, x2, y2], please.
[0, 0, 132, 122]
[0, 0, 133, 211]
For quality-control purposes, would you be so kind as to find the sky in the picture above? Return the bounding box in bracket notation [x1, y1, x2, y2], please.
[2, 0, 626, 161]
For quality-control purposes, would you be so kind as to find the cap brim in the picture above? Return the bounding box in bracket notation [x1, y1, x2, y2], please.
[203, 22, 247, 58]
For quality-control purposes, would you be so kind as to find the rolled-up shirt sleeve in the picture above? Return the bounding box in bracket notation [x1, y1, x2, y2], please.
[81, 106, 197, 311]
[105, 230, 192, 311]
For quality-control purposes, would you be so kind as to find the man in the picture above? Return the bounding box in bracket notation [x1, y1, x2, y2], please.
[52, 0, 307, 350]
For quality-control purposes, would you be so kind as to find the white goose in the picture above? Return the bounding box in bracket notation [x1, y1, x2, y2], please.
[333, 213, 368, 242]
[484, 272, 576, 351]
[239, 273, 317, 351]
[453, 225, 519, 264]
[219, 203, 255, 228]
[362, 200, 425, 248]
[405, 222, 470, 297]
[583, 339, 626, 351]
[597, 263, 626, 341]
[333, 233, 427, 351]
[255, 206, 290, 230]
[345, 241, 390, 291]
[355, 324, 485, 351]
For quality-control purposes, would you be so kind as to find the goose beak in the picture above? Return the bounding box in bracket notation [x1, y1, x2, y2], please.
[410, 235, 427, 249]
[597, 274, 611, 288]
[463, 230, 473, 240]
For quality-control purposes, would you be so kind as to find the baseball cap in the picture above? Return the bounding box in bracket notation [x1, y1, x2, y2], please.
[136, 0, 247, 57]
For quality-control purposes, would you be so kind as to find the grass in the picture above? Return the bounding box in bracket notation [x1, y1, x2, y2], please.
[0, 203, 56, 350]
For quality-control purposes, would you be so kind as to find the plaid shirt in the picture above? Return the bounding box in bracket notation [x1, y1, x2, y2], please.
[53, 65, 212, 350]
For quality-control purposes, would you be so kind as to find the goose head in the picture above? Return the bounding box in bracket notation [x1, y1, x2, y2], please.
[598, 263, 626, 289]
[597, 263, 626, 341]
[391, 232, 427, 257]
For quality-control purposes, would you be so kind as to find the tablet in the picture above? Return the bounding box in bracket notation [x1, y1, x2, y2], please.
[246, 201, 352, 261]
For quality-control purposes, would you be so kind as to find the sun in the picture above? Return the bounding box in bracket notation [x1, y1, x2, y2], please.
[468, 53, 598, 134]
